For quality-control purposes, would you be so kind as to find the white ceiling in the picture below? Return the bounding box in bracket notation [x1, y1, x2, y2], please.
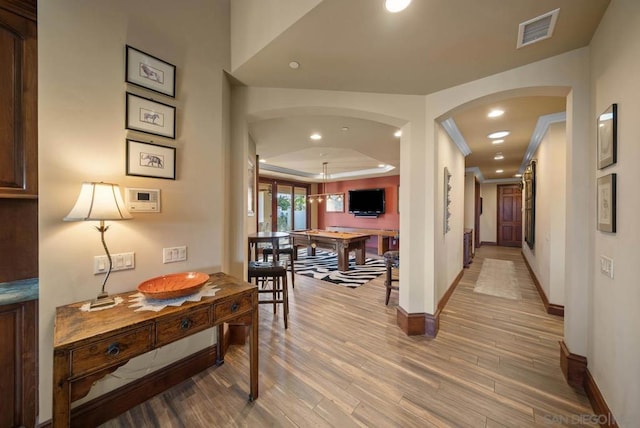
[234, 0, 610, 182]
[250, 116, 400, 182]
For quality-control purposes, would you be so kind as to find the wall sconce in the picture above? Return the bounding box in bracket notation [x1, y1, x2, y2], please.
[64, 182, 132, 308]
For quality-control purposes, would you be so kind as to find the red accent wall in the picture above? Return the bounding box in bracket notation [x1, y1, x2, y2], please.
[318, 175, 400, 251]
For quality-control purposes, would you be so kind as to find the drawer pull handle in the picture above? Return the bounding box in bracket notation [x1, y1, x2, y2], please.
[230, 302, 240, 313]
[180, 318, 193, 330]
[106, 343, 121, 357]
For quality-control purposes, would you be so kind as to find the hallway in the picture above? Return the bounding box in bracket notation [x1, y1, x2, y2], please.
[102, 246, 596, 427]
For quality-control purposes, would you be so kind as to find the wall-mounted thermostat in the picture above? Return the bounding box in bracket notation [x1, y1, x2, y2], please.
[125, 188, 160, 212]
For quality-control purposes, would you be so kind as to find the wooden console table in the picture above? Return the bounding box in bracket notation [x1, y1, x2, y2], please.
[52, 272, 258, 427]
[247, 231, 290, 261]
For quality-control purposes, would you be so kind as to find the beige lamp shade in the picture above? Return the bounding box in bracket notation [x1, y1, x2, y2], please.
[64, 182, 132, 221]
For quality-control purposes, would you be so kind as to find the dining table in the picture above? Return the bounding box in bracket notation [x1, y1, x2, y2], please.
[247, 231, 290, 262]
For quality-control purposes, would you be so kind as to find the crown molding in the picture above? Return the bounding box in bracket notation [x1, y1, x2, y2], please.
[259, 163, 318, 178]
[465, 167, 485, 182]
[441, 118, 471, 156]
[519, 111, 566, 173]
[259, 163, 395, 182]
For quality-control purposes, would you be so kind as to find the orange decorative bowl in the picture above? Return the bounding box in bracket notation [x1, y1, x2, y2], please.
[137, 272, 210, 300]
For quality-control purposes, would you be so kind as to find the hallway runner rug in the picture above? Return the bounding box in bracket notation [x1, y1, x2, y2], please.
[474, 258, 522, 300]
[291, 249, 386, 288]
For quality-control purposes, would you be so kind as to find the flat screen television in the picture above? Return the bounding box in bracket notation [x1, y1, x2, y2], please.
[348, 188, 385, 215]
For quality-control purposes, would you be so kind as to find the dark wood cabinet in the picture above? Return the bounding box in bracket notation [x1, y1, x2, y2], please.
[0, 298, 37, 428]
[0, 1, 38, 282]
[0, 0, 38, 280]
[0, 2, 37, 198]
[0, 1, 38, 426]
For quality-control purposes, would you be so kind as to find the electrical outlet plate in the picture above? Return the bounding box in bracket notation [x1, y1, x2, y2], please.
[163, 246, 187, 263]
[94, 252, 135, 274]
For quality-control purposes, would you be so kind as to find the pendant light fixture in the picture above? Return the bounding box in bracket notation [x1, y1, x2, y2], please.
[307, 162, 344, 203]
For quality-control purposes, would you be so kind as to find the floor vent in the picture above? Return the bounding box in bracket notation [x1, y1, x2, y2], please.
[517, 8, 560, 48]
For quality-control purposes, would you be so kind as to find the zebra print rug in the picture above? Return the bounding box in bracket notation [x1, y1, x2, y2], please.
[291, 249, 386, 288]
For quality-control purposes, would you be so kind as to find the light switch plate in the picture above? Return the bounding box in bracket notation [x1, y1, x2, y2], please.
[163, 246, 187, 263]
[94, 252, 135, 274]
[600, 255, 614, 279]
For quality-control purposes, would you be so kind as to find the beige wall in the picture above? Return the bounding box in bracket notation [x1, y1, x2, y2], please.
[589, 0, 640, 423]
[522, 122, 566, 306]
[464, 172, 476, 232]
[479, 183, 497, 243]
[38, 0, 231, 420]
[435, 125, 465, 302]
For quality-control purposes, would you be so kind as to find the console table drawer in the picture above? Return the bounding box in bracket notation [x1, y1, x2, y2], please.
[70, 325, 154, 377]
[214, 294, 252, 323]
[156, 307, 212, 347]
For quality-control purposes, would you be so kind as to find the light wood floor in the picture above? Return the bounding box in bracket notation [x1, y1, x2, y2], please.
[102, 246, 596, 427]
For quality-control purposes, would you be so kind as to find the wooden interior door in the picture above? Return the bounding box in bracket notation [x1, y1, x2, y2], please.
[497, 184, 522, 247]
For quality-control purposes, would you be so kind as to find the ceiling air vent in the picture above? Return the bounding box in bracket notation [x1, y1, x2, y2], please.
[517, 8, 560, 49]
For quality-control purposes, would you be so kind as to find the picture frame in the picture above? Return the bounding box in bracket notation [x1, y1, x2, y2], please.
[597, 103, 617, 169]
[325, 195, 344, 212]
[126, 139, 176, 180]
[524, 160, 536, 248]
[126, 93, 176, 139]
[248, 158, 255, 216]
[597, 173, 616, 233]
[125, 45, 176, 97]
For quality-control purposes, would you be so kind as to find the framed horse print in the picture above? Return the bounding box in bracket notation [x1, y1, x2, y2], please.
[126, 93, 176, 139]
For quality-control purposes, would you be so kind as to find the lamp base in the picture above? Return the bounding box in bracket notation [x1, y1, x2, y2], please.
[89, 292, 115, 309]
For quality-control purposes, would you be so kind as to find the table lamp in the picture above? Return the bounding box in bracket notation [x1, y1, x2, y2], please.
[64, 182, 133, 308]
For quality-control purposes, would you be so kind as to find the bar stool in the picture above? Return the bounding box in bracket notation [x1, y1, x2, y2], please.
[247, 260, 289, 328]
[262, 246, 295, 288]
[383, 251, 400, 305]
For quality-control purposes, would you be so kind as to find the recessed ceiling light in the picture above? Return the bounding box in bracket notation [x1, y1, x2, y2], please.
[514, 173, 522, 178]
[310, 133, 322, 140]
[488, 109, 504, 118]
[494, 153, 504, 160]
[496, 169, 504, 173]
[394, 130, 402, 137]
[259, 159, 266, 163]
[492, 139, 504, 144]
[341, 126, 349, 131]
[488, 131, 510, 139]
[288, 61, 300, 69]
[385, 0, 411, 13]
